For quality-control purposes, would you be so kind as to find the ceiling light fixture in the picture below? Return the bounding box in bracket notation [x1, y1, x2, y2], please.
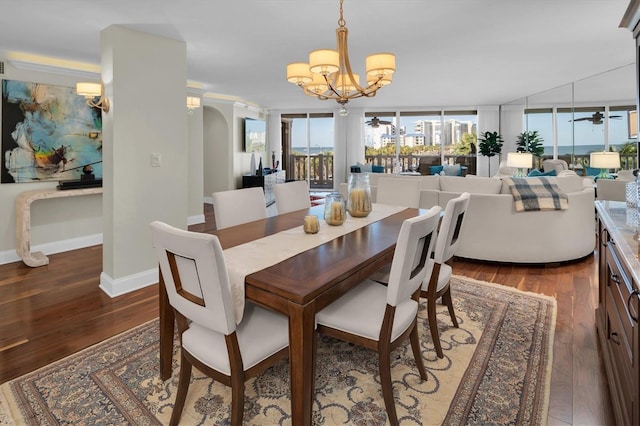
[76, 82, 109, 112]
[286, 0, 395, 116]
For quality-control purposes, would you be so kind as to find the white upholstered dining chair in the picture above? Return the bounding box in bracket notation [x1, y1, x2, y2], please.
[422, 192, 470, 358]
[211, 187, 267, 229]
[376, 176, 421, 208]
[273, 180, 311, 214]
[149, 221, 289, 426]
[316, 207, 442, 426]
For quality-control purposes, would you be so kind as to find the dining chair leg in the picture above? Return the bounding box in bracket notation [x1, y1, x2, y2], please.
[170, 351, 192, 426]
[378, 350, 399, 426]
[409, 324, 428, 381]
[427, 296, 444, 359]
[442, 286, 458, 328]
[230, 374, 246, 425]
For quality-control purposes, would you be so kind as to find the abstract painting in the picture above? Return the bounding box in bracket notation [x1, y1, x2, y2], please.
[2, 79, 103, 183]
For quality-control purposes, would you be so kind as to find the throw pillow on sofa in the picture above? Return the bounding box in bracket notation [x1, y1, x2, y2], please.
[443, 164, 461, 176]
[528, 169, 556, 177]
[356, 162, 372, 173]
[585, 166, 601, 176]
[371, 165, 385, 173]
[429, 165, 444, 175]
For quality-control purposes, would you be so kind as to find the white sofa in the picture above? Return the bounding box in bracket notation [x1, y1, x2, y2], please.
[339, 173, 595, 263]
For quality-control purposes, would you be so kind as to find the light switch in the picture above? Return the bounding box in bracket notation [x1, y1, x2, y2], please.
[151, 153, 161, 167]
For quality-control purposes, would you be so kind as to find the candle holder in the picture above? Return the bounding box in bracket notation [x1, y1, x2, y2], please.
[347, 173, 372, 217]
[324, 192, 346, 225]
[303, 215, 320, 234]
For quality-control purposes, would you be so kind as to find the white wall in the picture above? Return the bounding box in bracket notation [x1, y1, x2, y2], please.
[0, 60, 104, 264]
[203, 104, 232, 198]
[203, 101, 270, 197]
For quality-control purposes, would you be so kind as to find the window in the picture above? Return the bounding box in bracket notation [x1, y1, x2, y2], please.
[282, 113, 334, 189]
[364, 110, 477, 174]
[524, 108, 553, 156]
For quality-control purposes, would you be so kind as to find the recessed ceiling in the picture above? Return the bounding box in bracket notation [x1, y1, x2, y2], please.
[0, 0, 635, 110]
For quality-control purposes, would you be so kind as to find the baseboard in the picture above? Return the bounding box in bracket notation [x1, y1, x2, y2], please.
[0, 233, 103, 266]
[188, 214, 205, 225]
[99, 268, 158, 298]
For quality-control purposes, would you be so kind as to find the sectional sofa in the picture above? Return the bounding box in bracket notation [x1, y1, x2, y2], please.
[339, 173, 595, 263]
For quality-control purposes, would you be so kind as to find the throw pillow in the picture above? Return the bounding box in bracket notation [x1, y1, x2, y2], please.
[443, 164, 461, 176]
[357, 162, 372, 173]
[585, 166, 601, 176]
[429, 165, 444, 175]
[371, 165, 385, 173]
[528, 169, 556, 177]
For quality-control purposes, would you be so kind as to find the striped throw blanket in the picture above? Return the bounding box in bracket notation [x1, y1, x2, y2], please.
[503, 177, 569, 212]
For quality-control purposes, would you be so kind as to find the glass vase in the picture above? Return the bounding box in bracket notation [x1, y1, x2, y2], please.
[324, 192, 346, 226]
[347, 173, 372, 217]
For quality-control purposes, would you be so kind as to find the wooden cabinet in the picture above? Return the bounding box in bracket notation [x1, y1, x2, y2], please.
[596, 201, 640, 426]
[242, 170, 285, 207]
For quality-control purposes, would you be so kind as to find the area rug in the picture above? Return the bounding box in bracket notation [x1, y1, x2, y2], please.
[0, 276, 556, 425]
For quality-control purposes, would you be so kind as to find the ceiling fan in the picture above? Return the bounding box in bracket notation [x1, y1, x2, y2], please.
[570, 111, 622, 125]
[365, 116, 393, 128]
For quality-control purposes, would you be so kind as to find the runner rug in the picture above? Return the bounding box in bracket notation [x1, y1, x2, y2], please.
[0, 276, 556, 425]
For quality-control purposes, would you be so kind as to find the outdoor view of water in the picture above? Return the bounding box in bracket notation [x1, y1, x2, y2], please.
[552, 144, 629, 155]
[292, 146, 334, 154]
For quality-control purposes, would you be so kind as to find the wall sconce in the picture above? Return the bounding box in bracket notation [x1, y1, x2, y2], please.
[590, 151, 620, 179]
[187, 96, 201, 115]
[76, 82, 109, 112]
[507, 152, 533, 177]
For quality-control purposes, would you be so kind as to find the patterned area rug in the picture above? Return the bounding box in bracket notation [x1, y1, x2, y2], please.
[0, 276, 556, 425]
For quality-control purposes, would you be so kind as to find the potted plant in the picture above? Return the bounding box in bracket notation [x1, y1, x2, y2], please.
[478, 131, 503, 176]
[516, 130, 545, 157]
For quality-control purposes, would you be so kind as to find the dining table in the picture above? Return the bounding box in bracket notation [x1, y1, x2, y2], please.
[158, 203, 422, 425]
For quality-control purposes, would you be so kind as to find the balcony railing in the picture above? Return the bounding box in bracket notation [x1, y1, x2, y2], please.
[286, 153, 638, 188]
[287, 154, 334, 189]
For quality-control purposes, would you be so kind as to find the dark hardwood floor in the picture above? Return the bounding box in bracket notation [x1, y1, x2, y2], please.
[0, 204, 614, 425]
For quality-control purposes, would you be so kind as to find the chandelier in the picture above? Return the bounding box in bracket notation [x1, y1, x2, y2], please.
[286, 0, 395, 116]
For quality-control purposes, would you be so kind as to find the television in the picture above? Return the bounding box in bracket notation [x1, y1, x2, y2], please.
[244, 117, 266, 152]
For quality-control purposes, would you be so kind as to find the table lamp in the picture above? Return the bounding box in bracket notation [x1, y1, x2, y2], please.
[507, 152, 533, 177]
[590, 151, 620, 179]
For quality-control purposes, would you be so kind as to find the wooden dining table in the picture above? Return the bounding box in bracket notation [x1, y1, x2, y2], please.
[158, 204, 421, 425]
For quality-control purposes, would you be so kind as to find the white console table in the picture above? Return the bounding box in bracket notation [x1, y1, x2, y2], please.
[15, 187, 103, 267]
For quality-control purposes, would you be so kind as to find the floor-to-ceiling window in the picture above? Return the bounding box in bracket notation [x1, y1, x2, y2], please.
[610, 105, 637, 169]
[524, 108, 553, 155]
[282, 113, 334, 189]
[363, 110, 477, 174]
[524, 105, 637, 169]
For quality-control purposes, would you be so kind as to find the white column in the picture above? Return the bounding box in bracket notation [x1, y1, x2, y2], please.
[100, 26, 188, 296]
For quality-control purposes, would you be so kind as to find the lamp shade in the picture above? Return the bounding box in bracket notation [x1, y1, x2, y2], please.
[76, 82, 101, 98]
[507, 152, 533, 169]
[590, 151, 620, 169]
[367, 73, 392, 87]
[309, 49, 339, 75]
[365, 53, 396, 76]
[334, 73, 359, 92]
[286, 62, 312, 85]
[186, 96, 200, 109]
[304, 73, 328, 95]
